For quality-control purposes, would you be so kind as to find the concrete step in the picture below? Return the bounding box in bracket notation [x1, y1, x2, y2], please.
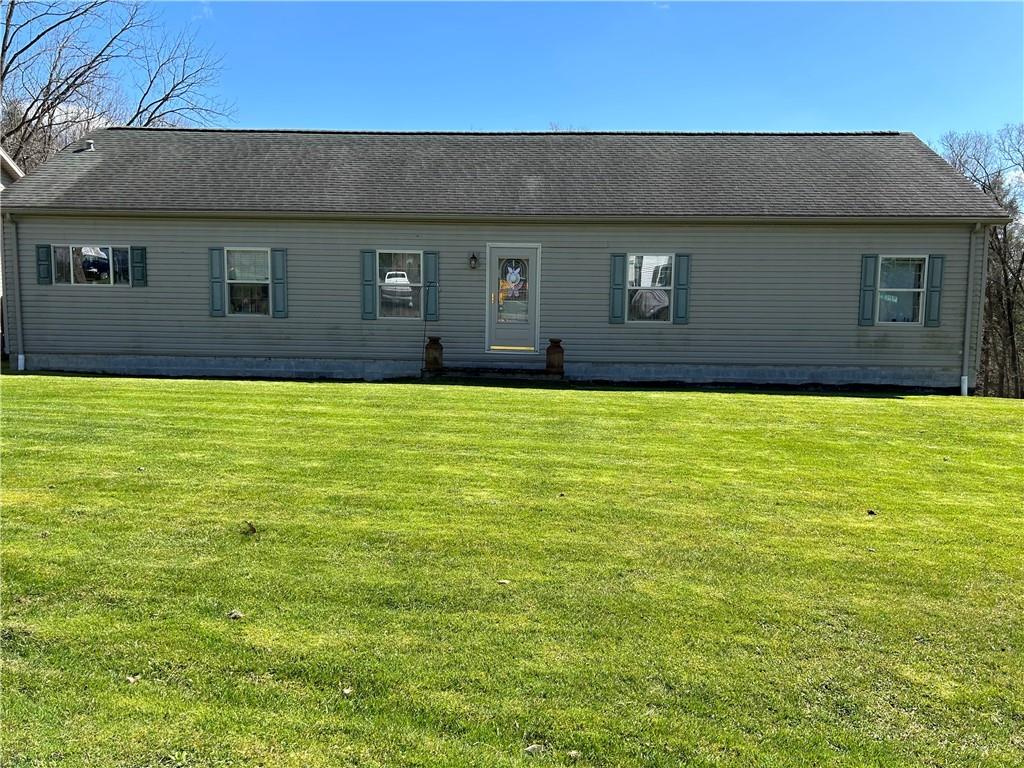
[423, 366, 564, 383]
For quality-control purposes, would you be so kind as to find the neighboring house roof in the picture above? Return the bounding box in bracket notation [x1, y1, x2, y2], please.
[0, 128, 1008, 220]
[1, 145, 25, 189]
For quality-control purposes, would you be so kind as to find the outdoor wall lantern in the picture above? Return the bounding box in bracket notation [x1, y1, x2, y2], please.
[468, 252, 479, 269]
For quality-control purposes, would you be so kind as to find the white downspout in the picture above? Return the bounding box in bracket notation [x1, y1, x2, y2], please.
[5, 213, 25, 371]
[960, 222, 981, 396]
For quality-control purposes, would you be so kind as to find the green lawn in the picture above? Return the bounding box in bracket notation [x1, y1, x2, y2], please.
[1, 374, 1022, 767]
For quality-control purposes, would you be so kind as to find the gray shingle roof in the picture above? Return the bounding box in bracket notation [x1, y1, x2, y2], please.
[0, 128, 1008, 220]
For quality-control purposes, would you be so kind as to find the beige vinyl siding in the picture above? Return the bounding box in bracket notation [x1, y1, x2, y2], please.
[970, 224, 987, 377]
[5, 215, 982, 383]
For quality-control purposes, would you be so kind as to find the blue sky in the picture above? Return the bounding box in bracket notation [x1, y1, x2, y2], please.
[162, 2, 1023, 143]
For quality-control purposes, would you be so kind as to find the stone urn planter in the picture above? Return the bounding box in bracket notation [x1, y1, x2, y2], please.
[546, 338, 564, 376]
[424, 336, 443, 372]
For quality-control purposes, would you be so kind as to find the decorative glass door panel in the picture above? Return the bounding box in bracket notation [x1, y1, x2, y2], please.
[487, 245, 539, 351]
[498, 258, 529, 324]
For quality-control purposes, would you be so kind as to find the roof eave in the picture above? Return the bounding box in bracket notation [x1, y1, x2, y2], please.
[0, 146, 25, 180]
[1, 206, 1012, 225]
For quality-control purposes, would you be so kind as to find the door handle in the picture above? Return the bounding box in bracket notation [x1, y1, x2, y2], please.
[490, 292, 496, 304]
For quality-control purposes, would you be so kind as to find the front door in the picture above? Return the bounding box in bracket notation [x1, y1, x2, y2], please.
[487, 243, 540, 352]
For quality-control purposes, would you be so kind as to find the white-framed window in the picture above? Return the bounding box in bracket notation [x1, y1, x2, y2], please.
[877, 256, 927, 325]
[225, 248, 271, 316]
[377, 250, 422, 319]
[51, 245, 130, 285]
[627, 253, 672, 322]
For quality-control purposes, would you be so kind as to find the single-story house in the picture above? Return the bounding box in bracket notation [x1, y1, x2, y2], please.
[0, 129, 1009, 391]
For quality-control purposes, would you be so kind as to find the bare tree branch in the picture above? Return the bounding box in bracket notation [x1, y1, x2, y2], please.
[121, 28, 225, 128]
[1, 0, 107, 82]
[1, 0, 231, 170]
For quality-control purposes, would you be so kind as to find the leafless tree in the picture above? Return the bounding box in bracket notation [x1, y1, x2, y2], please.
[940, 124, 1024, 398]
[548, 122, 588, 132]
[1, 0, 230, 171]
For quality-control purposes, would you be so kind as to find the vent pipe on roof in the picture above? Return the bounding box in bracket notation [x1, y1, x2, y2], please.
[85, 139, 95, 151]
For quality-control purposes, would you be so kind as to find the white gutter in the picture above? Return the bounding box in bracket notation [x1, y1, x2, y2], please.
[960, 222, 982, 395]
[5, 214, 25, 370]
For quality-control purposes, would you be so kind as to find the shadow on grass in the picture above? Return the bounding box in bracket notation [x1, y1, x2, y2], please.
[423, 375, 926, 399]
[0, 361, 950, 399]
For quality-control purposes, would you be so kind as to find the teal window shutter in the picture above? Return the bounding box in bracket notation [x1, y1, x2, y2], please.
[130, 246, 147, 286]
[858, 254, 878, 326]
[924, 255, 944, 327]
[609, 253, 626, 324]
[361, 249, 376, 320]
[271, 248, 288, 318]
[423, 250, 439, 321]
[209, 247, 225, 317]
[673, 253, 691, 324]
[36, 245, 52, 284]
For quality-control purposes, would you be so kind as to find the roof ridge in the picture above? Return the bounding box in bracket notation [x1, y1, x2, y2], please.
[101, 127, 907, 137]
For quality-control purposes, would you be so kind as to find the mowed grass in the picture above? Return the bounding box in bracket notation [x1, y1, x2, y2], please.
[1, 374, 1022, 768]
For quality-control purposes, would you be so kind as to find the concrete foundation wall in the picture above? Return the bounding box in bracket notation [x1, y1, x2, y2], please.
[23, 353, 959, 389]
